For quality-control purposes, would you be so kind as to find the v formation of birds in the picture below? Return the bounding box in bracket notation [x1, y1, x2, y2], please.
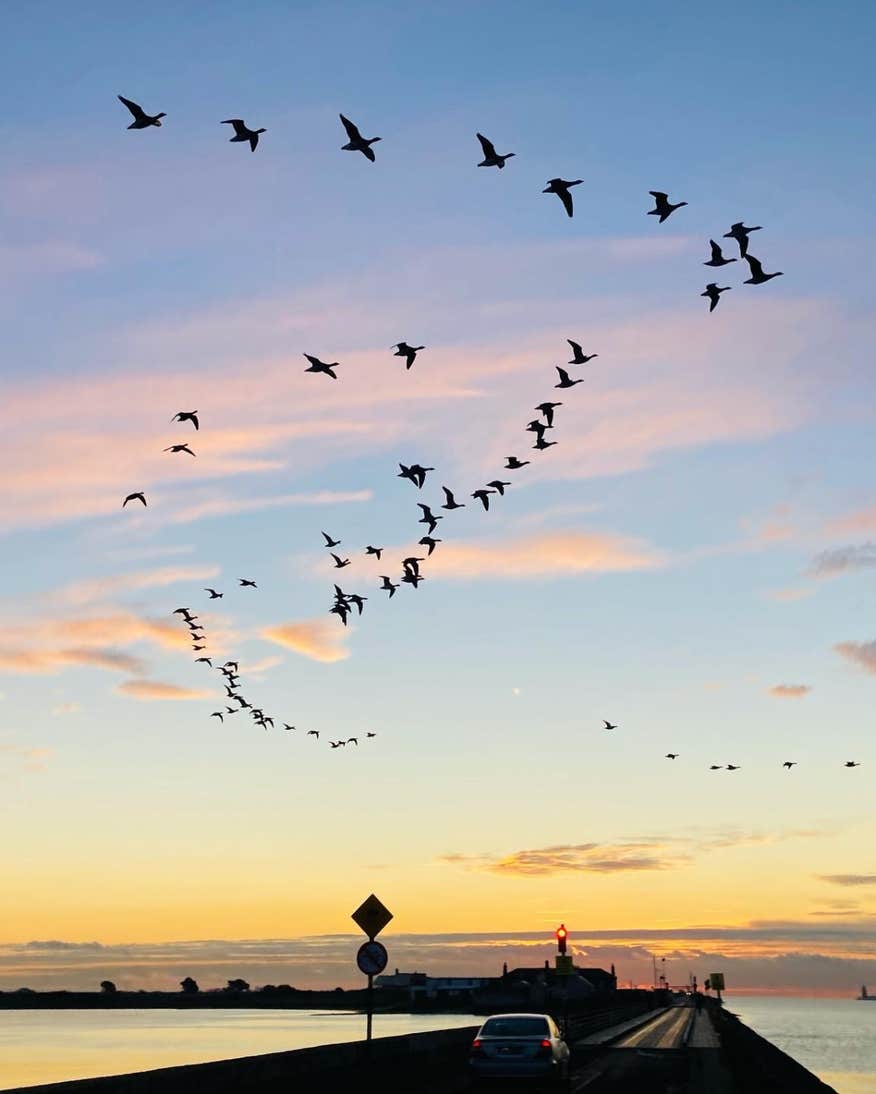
[113, 96, 853, 772]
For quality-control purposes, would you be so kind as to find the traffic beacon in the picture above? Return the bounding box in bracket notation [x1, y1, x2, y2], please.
[556, 924, 568, 955]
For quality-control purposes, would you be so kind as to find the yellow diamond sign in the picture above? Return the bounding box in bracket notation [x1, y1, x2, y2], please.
[352, 894, 393, 940]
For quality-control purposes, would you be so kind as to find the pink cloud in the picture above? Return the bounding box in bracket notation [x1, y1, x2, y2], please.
[835, 641, 876, 675]
[0, 744, 52, 772]
[116, 679, 213, 702]
[170, 490, 372, 525]
[261, 619, 351, 663]
[59, 565, 221, 605]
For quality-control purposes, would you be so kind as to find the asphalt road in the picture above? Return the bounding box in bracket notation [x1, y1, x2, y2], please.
[611, 1005, 691, 1050]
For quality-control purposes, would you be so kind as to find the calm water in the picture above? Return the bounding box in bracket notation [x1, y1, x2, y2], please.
[0, 1010, 478, 1090]
[729, 995, 876, 1094]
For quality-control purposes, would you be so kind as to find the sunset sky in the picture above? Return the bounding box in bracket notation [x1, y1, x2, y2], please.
[2, 1, 875, 995]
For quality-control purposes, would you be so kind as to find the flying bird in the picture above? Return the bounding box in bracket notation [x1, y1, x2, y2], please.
[347, 737, 359, 746]
[603, 720, 618, 731]
[192, 644, 206, 652]
[196, 657, 213, 666]
[347, 593, 367, 614]
[365, 546, 384, 560]
[419, 535, 441, 555]
[471, 488, 495, 511]
[476, 132, 515, 169]
[366, 732, 377, 738]
[322, 531, 341, 548]
[164, 444, 195, 457]
[704, 241, 736, 268]
[441, 487, 465, 510]
[845, 761, 861, 768]
[221, 118, 266, 152]
[783, 762, 796, 770]
[303, 353, 339, 378]
[567, 340, 597, 365]
[284, 724, 295, 732]
[380, 576, 399, 598]
[709, 765, 723, 770]
[647, 191, 688, 222]
[123, 492, 146, 508]
[239, 578, 257, 588]
[555, 367, 584, 389]
[527, 419, 548, 438]
[204, 589, 223, 599]
[417, 504, 442, 533]
[172, 608, 193, 618]
[339, 114, 381, 161]
[330, 741, 342, 749]
[701, 283, 731, 312]
[224, 661, 239, 672]
[118, 95, 165, 129]
[723, 222, 762, 258]
[402, 570, 425, 588]
[331, 553, 351, 569]
[172, 411, 199, 430]
[536, 402, 562, 427]
[211, 712, 224, 722]
[543, 178, 582, 218]
[392, 342, 424, 369]
[487, 480, 511, 496]
[402, 557, 424, 574]
[505, 456, 530, 470]
[665, 753, 679, 760]
[743, 255, 783, 285]
[726, 764, 741, 771]
[307, 730, 320, 739]
[409, 464, 434, 488]
[533, 435, 557, 450]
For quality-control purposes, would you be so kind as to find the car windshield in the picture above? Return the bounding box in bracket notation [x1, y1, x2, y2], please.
[481, 1017, 550, 1038]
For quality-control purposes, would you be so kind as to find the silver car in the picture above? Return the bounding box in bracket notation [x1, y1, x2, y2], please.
[469, 1012, 570, 1086]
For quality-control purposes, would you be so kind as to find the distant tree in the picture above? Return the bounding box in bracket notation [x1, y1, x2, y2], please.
[180, 977, 200, 995]
[275, 984, 295, 994]
[259, 984, 277, 993]
[226, 978, 250, 993]
[334, 986, 344, 994]
[100, 980, 117, 994]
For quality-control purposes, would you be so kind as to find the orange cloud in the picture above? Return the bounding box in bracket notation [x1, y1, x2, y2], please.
[60, 565, 221, 605]
[116, 679, 213, 702]
[440, 841, 693, 876]
[0, 744, 53, 771]
[420, 530, 661, 580]
[261, 619, 351, 663]
[0, 647, 144, 675]
[768, 684, 812, 699]
[835, 641, 876, 674]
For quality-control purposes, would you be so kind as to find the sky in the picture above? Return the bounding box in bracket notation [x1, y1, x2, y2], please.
[1, 0, 875, 996]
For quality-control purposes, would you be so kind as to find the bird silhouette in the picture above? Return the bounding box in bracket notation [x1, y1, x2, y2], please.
[702, 283, 731, 312]
[487, 480, 511, 496]
[567, 340, 598, 365]
[476, 133, 515, 169]
[322, 532, 341, 548]
[666, 753, 679, 760]
[204, 588, 223, 599]
[221, 118, 266, 152]
[173, 608, 194, 618]
[164, 444, 195, 457]
[123, 492, 146, 508]
[402, 557, 425, 575]
[417, 504, 442, 533]
[409, 464, 434, 488]
[366, 731, 377, 738]
[284, 724, 295, 732]
[527, 419, 548, 438]
[419, 535, 441, 555]
[536, 402, 562, 427]
[472, 488, 495, 511]
[534, 435, 557, 451]
[723, 222, 762, 258]
[192, 644, 206, 652]
[380, 576, 399, 598]
[726, 764, 741, 771]
[303, 354, 339, 378]
[365, 545, 384, 560]
[308, 729, 320, 738]
[340, 114, 381, 161]
[393, 342, 424, 369]
[505, 456, 530, 470]
[330, 741, 342, 749]
[845, 761, 861, 768]
[441, 487, 465, 510]
[347, 593, 367, 614]
[172, 411, 199, 430]
[347, 737, 359, 746]
[710, 765, 723, 770]
[648, 191, 687, 222]
[196, 657, 212, 666]
[743, 255, 783, 285]
[783, 762, 796, 770]
[603, 720, 618, 731]
[402, 570, 425, 588]
[555, 367, 584, 389]
[239, 578, 257, 588]
[211, 712, 224, 722]
[704, 241, 736, 268]
[331, 553, 351, 569]
[224, 661, 239, 672]
[330, 602, 350, 626]
[118, 95, 165, 129]
[543, 178, 582, 218]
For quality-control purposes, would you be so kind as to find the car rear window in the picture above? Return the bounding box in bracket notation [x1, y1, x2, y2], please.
[481, 1017, 550, 1038]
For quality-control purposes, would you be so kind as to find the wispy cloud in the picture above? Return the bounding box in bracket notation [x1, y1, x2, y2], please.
[169, 490, 373, 525]
[116, 679, 213, 702]
[0, 744, 53, 771]
[59, 565, 221, 606]
[768, 684, 812, 699]
[51, 701, 82, 716]
[261, 619, 351, 663]
[817, 875, 876, 887]
[834, 640, 876, 675]
[810, 544, 876, 578]
[0, 647, 145, 675]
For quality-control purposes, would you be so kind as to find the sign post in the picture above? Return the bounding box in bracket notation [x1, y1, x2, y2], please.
[352, 894, 393, 1049]
[709, 971, 725, 1003]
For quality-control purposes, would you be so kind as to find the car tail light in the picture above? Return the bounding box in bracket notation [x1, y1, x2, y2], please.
[470, 1039, 485, 1057]
[536, 1038, 552, 1057]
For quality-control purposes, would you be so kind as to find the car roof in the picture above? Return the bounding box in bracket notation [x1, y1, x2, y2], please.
[481, 1013, 552, 1021]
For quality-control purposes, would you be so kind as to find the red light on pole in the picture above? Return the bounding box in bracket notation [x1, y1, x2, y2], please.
[556, 924, 568, 955]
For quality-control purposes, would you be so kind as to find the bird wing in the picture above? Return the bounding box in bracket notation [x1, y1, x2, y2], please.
[745, 255, 765, 277]
[558, 187, 574, 217]
[303, 353, 321, 367]
[417, 503, 431, 516]
[222, 119, 246, 136]
[556, 367, 571, 384]
[476, 133, 497, 158]
[649, 190, 668, 204]
[567, 338, 583, 357]
[340, 114, 362, 141]
[118, 95, 145, 119]
[709, 240, 722, 262]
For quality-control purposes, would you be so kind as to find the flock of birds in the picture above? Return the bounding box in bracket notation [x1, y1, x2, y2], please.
[111, 94, 861, 771]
